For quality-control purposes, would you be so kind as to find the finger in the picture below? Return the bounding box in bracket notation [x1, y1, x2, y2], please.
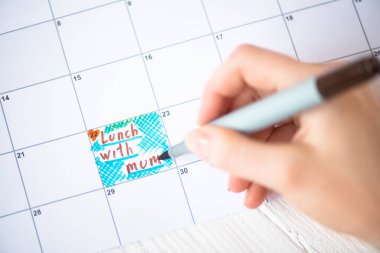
[228, 86, 260, 112]
[198, 45, 320, 124]
[186, 125, 309, 193]
[244, 183, 268, 209]
[267, 122, 297, 143]
[228, 125, 274, 194]
[228, 176, 251, 192]
[200, 86, 260, 128]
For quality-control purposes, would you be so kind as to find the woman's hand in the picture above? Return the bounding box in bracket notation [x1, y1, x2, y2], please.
[186, 45, 380, 246]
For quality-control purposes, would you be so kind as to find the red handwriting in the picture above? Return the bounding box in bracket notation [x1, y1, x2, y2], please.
[96, 123, 163, 178]
[101, 123, 139, 145]
[125, 155, 161, 174]
[99, 142, 134, 160]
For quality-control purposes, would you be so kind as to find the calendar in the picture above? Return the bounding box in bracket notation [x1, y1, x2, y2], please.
[0, 0, 379, 252]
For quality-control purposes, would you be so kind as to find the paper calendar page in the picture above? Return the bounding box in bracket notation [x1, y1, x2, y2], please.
[1, 0, 379, 252]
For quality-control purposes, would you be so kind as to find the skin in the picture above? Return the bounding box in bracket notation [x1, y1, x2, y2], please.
[186, 45, 380, 247]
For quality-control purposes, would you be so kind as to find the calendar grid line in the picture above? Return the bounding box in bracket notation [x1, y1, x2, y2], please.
[0, 74, 69, 97]
[4, 46, 378, 155]
[0, 101, 44, 252]
[136, 33, 213, 57]
[322, 49, 373, 63]
[30, 188, 104, 210]
[71, 53, 140, 74]
[7, 97, 201, 154]
[110, 166, 174, 188]
[0, 208, 30, 220]
[281, 0, 339, 16]
[1, 42, 376, 159]
[1, 2, 378, 251]
[106, 159, 204, 189]
[69, 32, 213, 75]
[0, 0, 339, 39]
[0, 0, 123, 36]
[0, 0, 360, 98]
[210, 0, 339, 37]
[54, 0, 124, 21]
[46, 0, 123, 245]
[27, 168, 177, 210]
[351, 0, 374, 56]
[214, 14, 282, 35]
[0, 5, 301, 97]
[12, 130, 84, 152]
[0, 150, 14, 156]
[123, 1, 196, 225]
[276, 0, 300, 60]
[0, 33, 212, 96]
[174, 159, 202, 169]
[0, 159, 203, 221]
[160, 97, 201, 112]
[200, 0, 223, 63]
[33, 158, 202, 209]
[0, 33, 216, 96]
[0, 19, 52, 36]
[2, 45, 371, 99]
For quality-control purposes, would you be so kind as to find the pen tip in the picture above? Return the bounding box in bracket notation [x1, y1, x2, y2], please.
[158, 151, 171, 160]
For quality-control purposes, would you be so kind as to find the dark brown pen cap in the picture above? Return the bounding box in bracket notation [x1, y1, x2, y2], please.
[317, 56, 380, 99]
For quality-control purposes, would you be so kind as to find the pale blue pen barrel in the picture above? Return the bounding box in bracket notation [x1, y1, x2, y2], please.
[168, 78, 323, 158]
[211, 78, 323, 133]
[165, 57, 379, 159]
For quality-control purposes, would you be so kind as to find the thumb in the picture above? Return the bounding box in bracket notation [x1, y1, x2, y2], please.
[186, 126, 308, 193]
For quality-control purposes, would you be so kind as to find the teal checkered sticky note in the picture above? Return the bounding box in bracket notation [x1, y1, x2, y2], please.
[88, 112, 173, 187]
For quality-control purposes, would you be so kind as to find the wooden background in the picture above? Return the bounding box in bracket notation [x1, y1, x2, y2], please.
[103, 198, 379, 252]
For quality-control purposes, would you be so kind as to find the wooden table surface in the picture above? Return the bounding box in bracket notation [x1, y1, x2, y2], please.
[103, 198, 379, 253]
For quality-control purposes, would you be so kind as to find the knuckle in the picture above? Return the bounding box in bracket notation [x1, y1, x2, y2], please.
[212, 143, 230, 168]
[230, 44, 253, 61]
[209, 130, 236, 168]
[277, 155, 303, 191]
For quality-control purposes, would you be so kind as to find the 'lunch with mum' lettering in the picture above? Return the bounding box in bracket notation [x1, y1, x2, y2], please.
[88, 112, 173, 187]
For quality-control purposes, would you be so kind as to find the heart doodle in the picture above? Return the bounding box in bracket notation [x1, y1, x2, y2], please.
[88, 129, 100, 141]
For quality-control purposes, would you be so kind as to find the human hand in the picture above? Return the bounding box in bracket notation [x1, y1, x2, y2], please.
[186, 45, 380, 246]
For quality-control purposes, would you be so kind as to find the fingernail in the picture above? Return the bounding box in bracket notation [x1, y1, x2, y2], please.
[186, 128, 211, 159]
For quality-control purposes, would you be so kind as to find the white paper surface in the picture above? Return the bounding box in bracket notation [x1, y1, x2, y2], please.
[1, 0, 379, 252]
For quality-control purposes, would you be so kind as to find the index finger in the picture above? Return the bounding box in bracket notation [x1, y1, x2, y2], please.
[199, 45, 318, 124]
